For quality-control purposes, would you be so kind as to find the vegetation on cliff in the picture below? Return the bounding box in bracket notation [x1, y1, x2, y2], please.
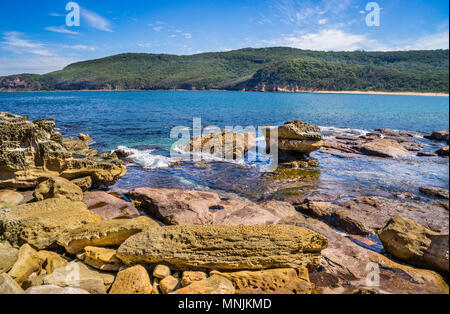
[0, 47, 448, 93]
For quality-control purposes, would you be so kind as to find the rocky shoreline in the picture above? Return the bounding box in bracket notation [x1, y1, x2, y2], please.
[1, 112, 449, 295]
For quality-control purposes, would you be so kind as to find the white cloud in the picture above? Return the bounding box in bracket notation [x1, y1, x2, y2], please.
[1, 32, 54, 56]
[45, 26, 79, 35]
[184, 33, 192, 39]
[153, 26, 163, 32]
[61, 45, 96, 51]
[282, 29, 366, 51]
[0, 55, 80, 75]
[402, 31, 449, 50]
[169, 34, 177, 38]
[49, 12, 64, 17]
[80, 8, 113, 32]
[318, 19, 327, 25]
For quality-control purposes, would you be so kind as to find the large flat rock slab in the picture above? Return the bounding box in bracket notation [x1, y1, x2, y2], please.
[0, 198, 101, 250]
[127, 188, 291, 226]
[116, 225, 328, 271]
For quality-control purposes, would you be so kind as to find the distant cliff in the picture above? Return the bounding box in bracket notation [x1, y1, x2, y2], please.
[1, 47, 448, 93]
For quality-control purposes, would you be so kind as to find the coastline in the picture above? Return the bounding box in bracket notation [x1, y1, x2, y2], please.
[0, 89, 448, 97]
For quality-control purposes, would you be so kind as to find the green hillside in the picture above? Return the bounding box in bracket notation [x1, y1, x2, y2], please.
[0, 47, 448, 92]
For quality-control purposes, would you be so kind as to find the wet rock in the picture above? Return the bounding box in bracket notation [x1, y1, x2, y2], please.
[116, 225, 328, 271]
[379, 217, 449, 273]
[297, 196, 449, 235]
[24, 285, 89, 294]
[0, 190, 23, 208]
[153, 265, 171, 279]
[160, 275, 181, 294]
[400, 141, 424, 152]
[0, 198, 100, 250]
[436, 146, 449, 157]
[181, 271, 208, 287]
[417, 151, 438, 157]
[0, 273, 24, 294]
[33, 177, 83, 202]
[0, 241, 18, 274]
[281, 215, 449, 294]
[57, 216, 159, 254]
[0, 112, 126, 189]
[322, 140, 360, 154]
[109, 265, 152, 294]
[424, 131, 449, 142]
[128, 188, 284, 226]
[419, 187, 449, 200]
[81, 247, 122, 272]
[186, 130, 256, 160]
[78, 133, 92, 142]
[83, 191, 140, 220]
[8, 244, 42, 284]
[211, 268, 312, 294]
[358, 139, 411, 158]
[71, 176, 92, 191]
[175, 274, 234, 294]
[38, 261, 112, 294]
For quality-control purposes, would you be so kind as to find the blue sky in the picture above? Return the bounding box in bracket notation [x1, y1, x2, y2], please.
[0, 0, 448, 75]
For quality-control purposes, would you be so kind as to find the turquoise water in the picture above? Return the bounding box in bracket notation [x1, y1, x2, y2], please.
[1, 91, 448, 199]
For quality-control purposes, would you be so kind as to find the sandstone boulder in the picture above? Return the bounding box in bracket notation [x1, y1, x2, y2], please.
[0, 198, 100, 249]
[71, 176, 92, 191]
[436, 146, 449, 157]
[280, 215, 449, 294]
[37, 251, 68, 274]
[359, 139, 411, 158]
[379, 216, 449, 273]
[0, 112, 126, 189]
[419, 187, 449, 200]
[127, 188, 290, 226]
[57, 216, 159, 254]
[174, 275, 235, 294]
[34, 177, 83, 202]
[8, 244, 42, 284]
[181, 271, 207, 287]
[117, 225, 328, 271]
[211, 268, 312, 294]
[160, 275, 181, 294]
[38, 261, 112, 294]
[0, 273, 24, 294]
[83, 191, 140, 220]
[0, 190, 23, 208]
[0, 241, 18, 273]
[153, 264, 171, 279]
[424, 131, 449, 142]
[265, 121, 323, 156]
[109, 265, 152, 294]
[186, 130, 256, 160]
[297, 196, 449, 235]
[81, 246, 122, 272]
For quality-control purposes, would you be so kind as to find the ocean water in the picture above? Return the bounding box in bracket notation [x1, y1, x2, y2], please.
[1, 91, 448, 199]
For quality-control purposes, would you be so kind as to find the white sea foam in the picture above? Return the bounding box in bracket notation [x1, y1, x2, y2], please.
[116, 146, 173, 169]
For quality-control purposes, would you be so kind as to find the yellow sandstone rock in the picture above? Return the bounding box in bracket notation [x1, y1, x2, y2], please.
[109, 265, 152, 294]
[57, 216, 159, 254]
[8, 244, 42, 284]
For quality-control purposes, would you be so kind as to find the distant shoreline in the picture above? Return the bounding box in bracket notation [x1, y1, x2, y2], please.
[0, 89, 448, 97]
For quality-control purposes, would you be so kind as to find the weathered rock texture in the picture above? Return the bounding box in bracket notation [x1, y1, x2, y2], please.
[116, 225, 328, 271]
[265, 121, 323, 158]
[83, 191, 140, 220]
[57, 216, 159, 254]
[109, 265, 152, 294]
[34, 177, 83, 202]
[0, 190, 23, 209]
[211, 268, 312, 294]
[0, 198, 100, 249]
[0, 241, 18, 273]
[359, 139, 411, 158]
[0, 112, 126, 189]
[186, 130, 256, 160]
[174, 274, 235, 294]
[379, 217, 449, 273]
[128, 188, 294, 226]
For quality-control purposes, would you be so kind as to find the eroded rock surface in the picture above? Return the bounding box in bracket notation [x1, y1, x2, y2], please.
[117, 225, 328, 271]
